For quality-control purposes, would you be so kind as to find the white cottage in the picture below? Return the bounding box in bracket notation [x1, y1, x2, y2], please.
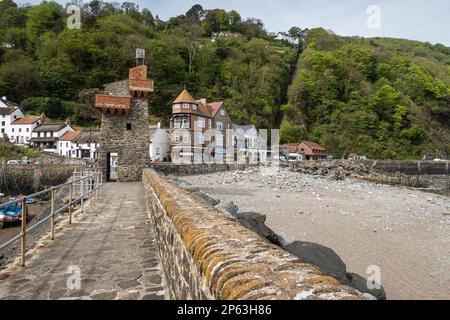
[0, 97, 24, 138]
[10, 116, 42, 145]
[233, 124, 268, 163]
[30, 123, 74, 153]
[149, 125, 170, 162]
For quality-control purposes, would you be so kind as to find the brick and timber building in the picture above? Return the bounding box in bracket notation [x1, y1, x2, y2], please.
[170, 89, 232, 163]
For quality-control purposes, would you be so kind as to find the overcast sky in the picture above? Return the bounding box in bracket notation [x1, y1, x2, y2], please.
[17, 0, 450, 46]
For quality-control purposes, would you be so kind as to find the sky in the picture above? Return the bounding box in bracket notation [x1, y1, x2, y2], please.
[17, 0, 450, 46]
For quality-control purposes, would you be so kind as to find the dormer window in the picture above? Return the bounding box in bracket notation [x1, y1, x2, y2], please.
[183, 103, 190, 109]
[220, 108, 225, 116]
[193, 104, 198, 110]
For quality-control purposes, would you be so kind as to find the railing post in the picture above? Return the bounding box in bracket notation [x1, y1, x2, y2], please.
[81, 173, 84, 213]
[95, 172, 99, 200]
[51, 187, 55, 240]
[100, 172, 103, 197]
[68, 180, 73, 224]
[21, 196, 27, 267]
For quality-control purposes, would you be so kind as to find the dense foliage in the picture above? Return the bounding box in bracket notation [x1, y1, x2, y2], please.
[0, 0, 294, 130]
[284, 29, 450, 159]
[0, 1, 449, 159]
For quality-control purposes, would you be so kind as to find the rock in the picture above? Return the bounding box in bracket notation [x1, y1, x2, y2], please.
[235, 212, 285, 247]
[192, 191, 220, 206]
[347, 273, 386, 300]
[215, 201, 238, 215]
[178, 182, 200, 193]
[166, 174, 179, 182]
[284, 241, 348, 283]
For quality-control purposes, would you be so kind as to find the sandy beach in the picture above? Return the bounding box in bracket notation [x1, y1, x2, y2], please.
[183, 167, 450, 300]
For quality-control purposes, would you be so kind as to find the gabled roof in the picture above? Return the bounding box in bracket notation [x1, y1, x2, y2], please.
[173, 89, 196, 104]
[208, 102, 225, 117]
[74, 129, 101, 144]
[301, 141, 325, 151]
[59, 131, 81, 141]
[12, 116, 40, 125]
[33, 123, 68, 132]
[0, 107, 17, 115]
[194, 100, 213, 118]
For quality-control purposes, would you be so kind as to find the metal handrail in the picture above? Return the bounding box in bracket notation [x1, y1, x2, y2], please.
[0, 170, 103, 267]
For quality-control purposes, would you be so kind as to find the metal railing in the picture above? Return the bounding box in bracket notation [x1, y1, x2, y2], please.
[0, 170, 103, 267]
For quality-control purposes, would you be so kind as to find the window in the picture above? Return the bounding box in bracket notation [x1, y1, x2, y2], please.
[66, 142, 69, 148]
[216, 121, 223, 130]
[11, 128, 14, 133]
[60, 142, 62, 147]
[26, 128, 29, 132]
[196, 133, 205, 144]
[1, 129, 4, 133]
[156, 147, 161, 155]
[183, 133, 189, 143]
[193, 104, 198, 110]
[197, 117, 205, 128]
[1, 121, 4, 126]
[183, 103, 190, 109]
[208, 119, 212, 129]
[19, 128, 22, 133]
[220, 108, 225, 116]
[127, 123, 132, 130]
[173, 104, 181, 109]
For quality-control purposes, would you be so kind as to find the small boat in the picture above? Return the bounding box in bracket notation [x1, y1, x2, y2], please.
[8, 196, 37, 205]
[0, 205, 22, 229]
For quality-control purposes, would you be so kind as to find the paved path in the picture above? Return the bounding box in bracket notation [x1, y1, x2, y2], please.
[0, 183, 167, 300]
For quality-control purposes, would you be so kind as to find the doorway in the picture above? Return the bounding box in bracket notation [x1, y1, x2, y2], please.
[107, 152, 118, 182]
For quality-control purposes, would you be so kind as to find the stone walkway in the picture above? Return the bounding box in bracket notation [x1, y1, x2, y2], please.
[0, 183, 167, 300]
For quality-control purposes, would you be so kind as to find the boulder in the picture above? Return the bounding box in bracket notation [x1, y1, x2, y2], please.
[192, 191, 220, 206]
[284, 241, 349, 283]
[347, 273, 386, 300]
[215, 201, 238, 215]
[235, 212, 285, 247]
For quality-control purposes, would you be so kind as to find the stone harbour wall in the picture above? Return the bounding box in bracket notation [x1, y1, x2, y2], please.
[365, 160, 450, 175]
[0, 165, 80, 195]
[148, 163, 241, 177]
[142, 168, 366, 300]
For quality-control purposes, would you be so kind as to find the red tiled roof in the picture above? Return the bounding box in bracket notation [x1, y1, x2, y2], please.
[194, 100, 213, 118]
[301, 141, 325, 151]
[59, 131, 81, 141]
[12, 116, 40, 125]
[173, 89, 196, 104]
[208, 102, 224, 117]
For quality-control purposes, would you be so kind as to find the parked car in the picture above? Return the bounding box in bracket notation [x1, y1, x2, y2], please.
[288, 153, 305, 162]
[7, 160, 21, 165]
[272, 155, 287, 162]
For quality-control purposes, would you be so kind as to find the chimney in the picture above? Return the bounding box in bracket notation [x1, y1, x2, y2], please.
[200, 98, 207, 105]
[40, 113, 47, 124]
[65, 117, 72, 126]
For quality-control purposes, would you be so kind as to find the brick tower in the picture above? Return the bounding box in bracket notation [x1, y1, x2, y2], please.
[95, 63, 154, 182]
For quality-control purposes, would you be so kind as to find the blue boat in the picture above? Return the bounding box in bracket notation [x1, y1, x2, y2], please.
[0, 205, 22, 229]
[8, 197, 37, 204]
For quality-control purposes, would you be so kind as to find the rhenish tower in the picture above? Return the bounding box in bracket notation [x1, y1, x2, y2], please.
[95, 51, 154, 182]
